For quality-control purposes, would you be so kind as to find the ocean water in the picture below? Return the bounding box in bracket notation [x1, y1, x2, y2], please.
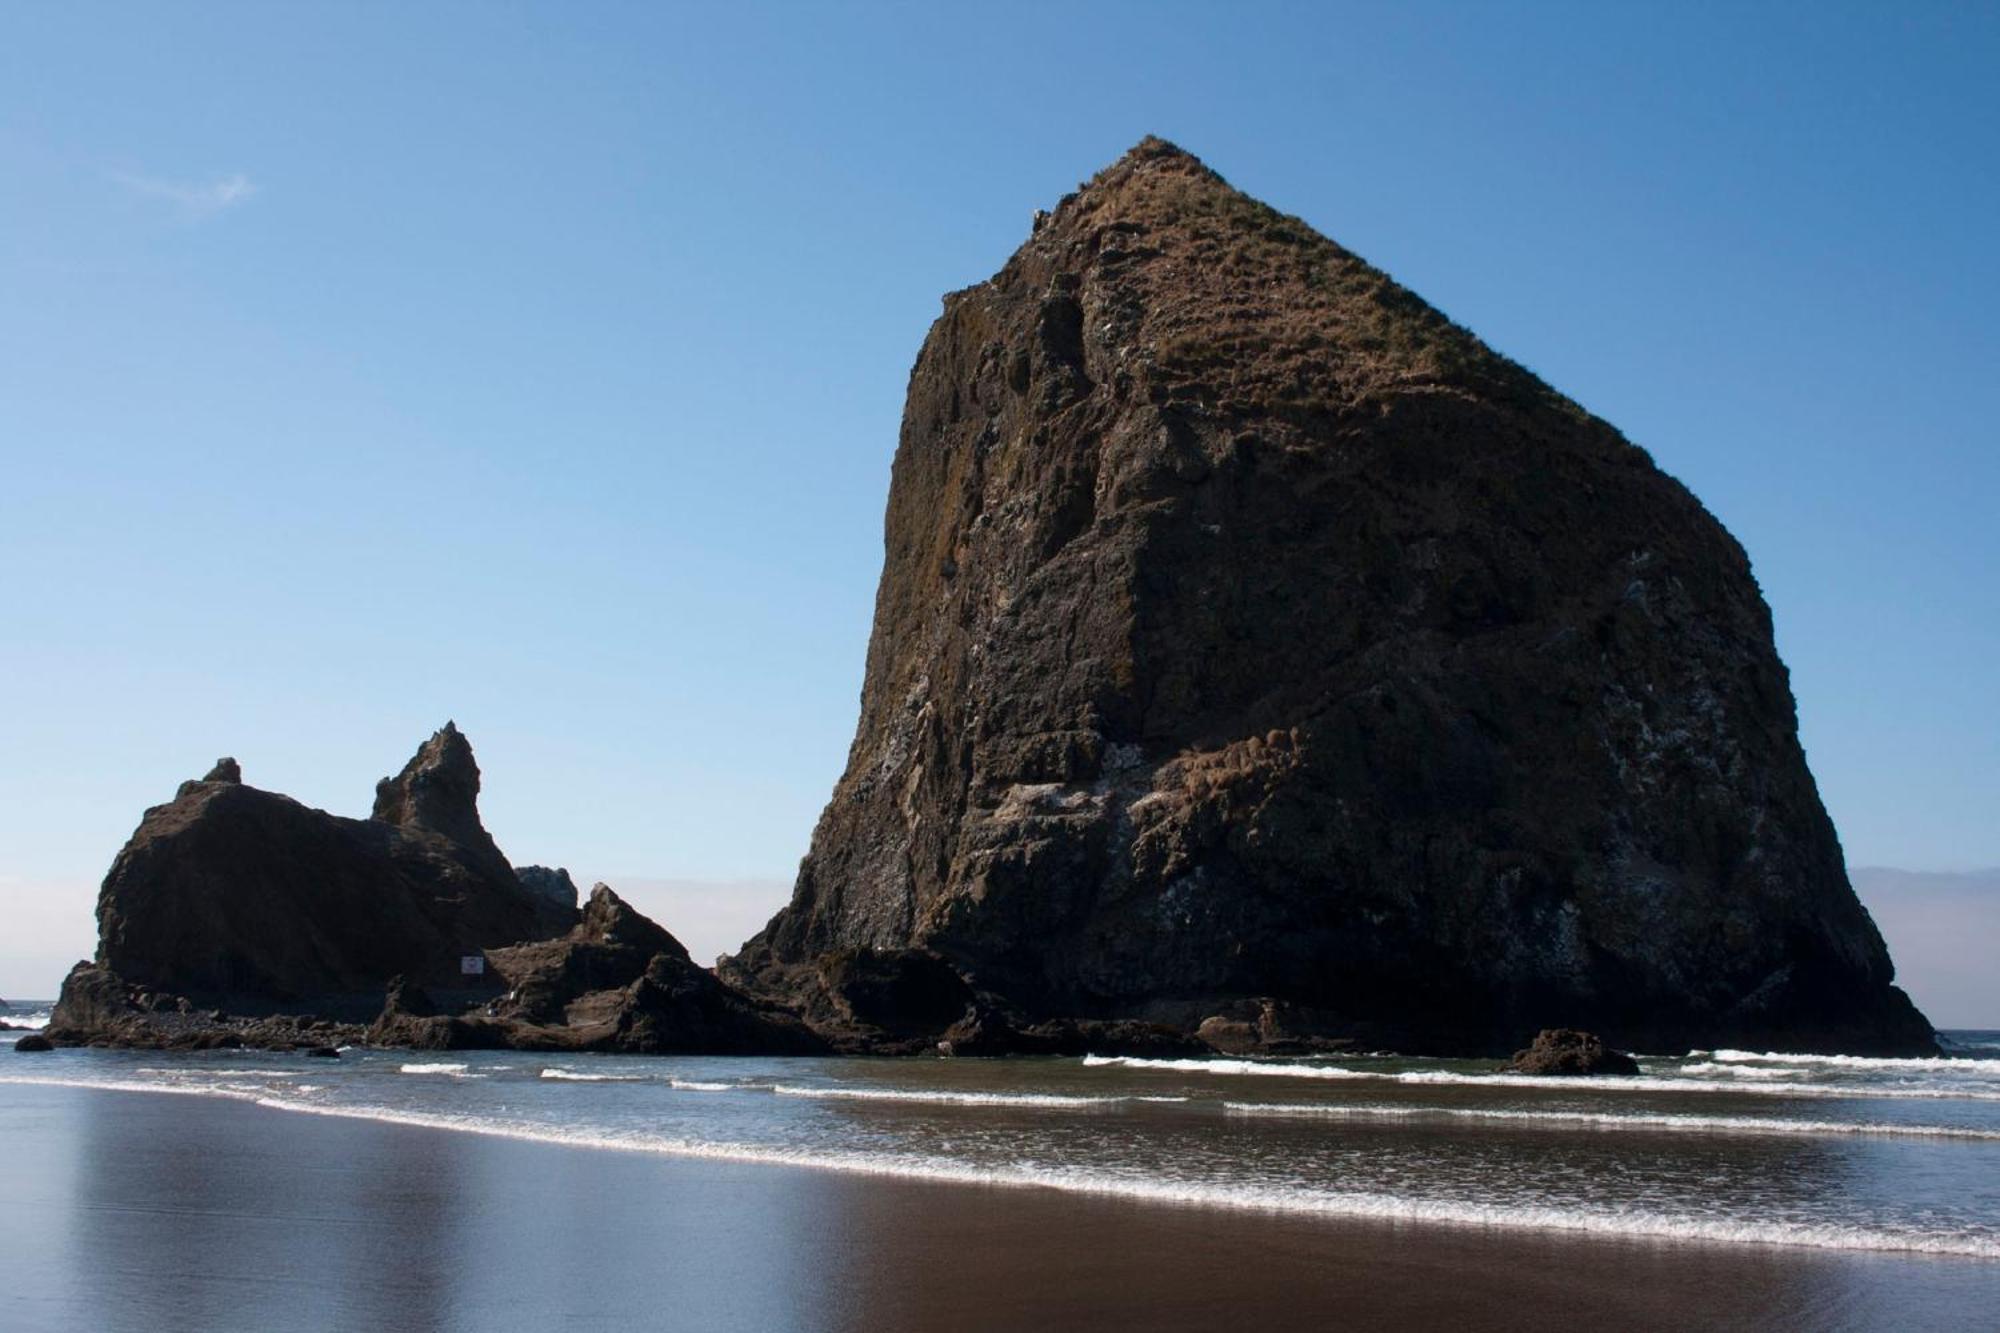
[0, 1000, 52, 1033]
[5, 1024, 1998, 1263]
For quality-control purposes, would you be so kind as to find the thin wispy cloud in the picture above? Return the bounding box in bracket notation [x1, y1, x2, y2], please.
[110, 170, 259, 221]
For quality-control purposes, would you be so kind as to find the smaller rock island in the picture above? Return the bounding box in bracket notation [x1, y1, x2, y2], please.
[42, 726, 814, 1054]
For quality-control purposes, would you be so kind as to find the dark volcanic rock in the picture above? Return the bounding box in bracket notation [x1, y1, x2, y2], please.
[515, 865, 582, 918]
[1505, 1028, 1641, 1076]
[203, 757, 241, 784]
[55, 726, 577, 1032]
[13, 1035, 53, 1052]
[370, 884, 822, 1054]
[726, 137, 1934, 1057]
[371, 723, 517, 886]
[42, 962, 368, 1050]
[50, 731, 811, 1056]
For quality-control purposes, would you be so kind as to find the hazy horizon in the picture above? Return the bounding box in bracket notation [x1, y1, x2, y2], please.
[7, 857, 1997, 1029]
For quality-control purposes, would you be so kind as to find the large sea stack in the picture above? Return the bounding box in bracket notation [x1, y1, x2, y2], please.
[727, 138, 1933, 1057]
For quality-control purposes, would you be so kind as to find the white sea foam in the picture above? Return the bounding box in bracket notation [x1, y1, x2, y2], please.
[1677, 1062, 1807, 1079]
[771, 1084, 1168, 1109]
[1390, 1070, 2000, 1102]
[668, 1079, 743, 1092]
[540, 1069, 647, 1082]
[1081, 1056, 1371, 1080]
[1086, 1055, 2000, 1102]
[4, 1072, 1990, 1260]
[1221, 1101, 2000, 1141]
[1710, 1050, 2000, 1073]
[137, 1067, 303, 1079]
[398, 1062, 475, 1076]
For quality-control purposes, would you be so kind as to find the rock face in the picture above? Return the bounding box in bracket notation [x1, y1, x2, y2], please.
[515, 865, 583, 919]
[59, 724, 575, 1025]
[369, 883, 822, 1054]
[46, 730, 814, 1056]
[1504, 1028, 1641, 1076]
[727, 138, 1934, 1057]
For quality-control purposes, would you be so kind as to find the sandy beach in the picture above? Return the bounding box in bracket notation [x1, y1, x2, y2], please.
[2, 1082, 1994, 1331]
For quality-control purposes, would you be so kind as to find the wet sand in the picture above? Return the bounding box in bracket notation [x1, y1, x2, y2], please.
[2, 1083, 1993, 1331]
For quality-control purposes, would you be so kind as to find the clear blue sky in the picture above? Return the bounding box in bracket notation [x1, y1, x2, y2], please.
[3, 3, 1995, 996]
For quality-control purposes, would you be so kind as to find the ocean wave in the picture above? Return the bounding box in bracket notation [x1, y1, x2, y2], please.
[668, 1079, 746, 1092]
[771, 1084, 1177, 1109]
[540, 1069, 648, 1082]
[1221, 1101, 2000, 1141]
[1389, 1070, 2000, 1101]
[398, 1062, 480, 1077]
[7, 1072, 1991, 1260]
[1086, 1055, 2000, 1102]
[136, 1067, 303, 1079]
[1675, 1062, 1806, 1079]
[1082, 1056, 1370, 1080]
[1710, 1050, 2000, 1073]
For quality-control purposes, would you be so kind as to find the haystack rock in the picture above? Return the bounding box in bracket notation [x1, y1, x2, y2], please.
[52, 724, 578, 1033]
[726, 138, 1934, 1056]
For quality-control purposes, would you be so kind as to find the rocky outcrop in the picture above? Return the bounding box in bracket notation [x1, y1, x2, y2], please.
[515, 865, 582, 920]
[368, 884, 822, 1054]
[40, 962, 365, 1050]
[727, 137, 1935, 1057]
[49, 725, 577, 1038]
[13, 1035, 53, 1053]
[1504, 1028, 1641, 1076]
[46, 728, 818, 1055]
[122, 725, 562, 1003]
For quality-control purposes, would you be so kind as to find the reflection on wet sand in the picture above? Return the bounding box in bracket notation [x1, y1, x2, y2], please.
[11, 1085, 1994, 1331]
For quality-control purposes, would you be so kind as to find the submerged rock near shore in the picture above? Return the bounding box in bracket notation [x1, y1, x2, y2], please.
[726, 137, 1934, 1058]
[1504, 1028, 1641, 1076]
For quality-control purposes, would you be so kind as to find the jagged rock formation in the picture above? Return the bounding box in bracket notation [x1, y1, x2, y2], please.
[62, 724, 569, 1021]
[370, 884, 822, 1053]
[516, 865, 583, 918]
[727, 138, 1935, 1057]
[46, 729, 815, 1055]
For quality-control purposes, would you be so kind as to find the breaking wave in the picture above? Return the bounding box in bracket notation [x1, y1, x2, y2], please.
[1085, 1055, 2000, 1101]
[771, 1084, 1178, 1109]
[1221, 1101, 2000, 1141]
[2, 1071, 1991, 1260]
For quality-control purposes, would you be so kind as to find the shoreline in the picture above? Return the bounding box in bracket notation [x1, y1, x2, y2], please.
[7, 1069, 2000, 1261]
[5, 1082, 2000, 1331]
